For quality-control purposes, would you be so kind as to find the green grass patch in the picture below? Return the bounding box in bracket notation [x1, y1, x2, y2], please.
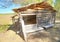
[0, 24, 10, 32]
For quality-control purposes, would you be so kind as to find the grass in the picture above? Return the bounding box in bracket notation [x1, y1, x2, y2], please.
[0, 14, 14, 24]
[0, 14, 14, 32]
[0, 24, 10, 32]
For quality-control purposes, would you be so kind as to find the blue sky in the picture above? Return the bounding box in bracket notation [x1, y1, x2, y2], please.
[0, 0, 21, 14]
[0, 4, 20, 13]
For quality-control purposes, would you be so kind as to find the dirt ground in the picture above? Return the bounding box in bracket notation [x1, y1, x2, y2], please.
[0, 22, 60, 42]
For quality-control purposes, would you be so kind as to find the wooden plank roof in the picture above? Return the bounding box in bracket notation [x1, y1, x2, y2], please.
[13, 1, 56, 13]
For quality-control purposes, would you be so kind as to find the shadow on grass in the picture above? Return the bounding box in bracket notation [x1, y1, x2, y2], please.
[8, 22, 25, 40]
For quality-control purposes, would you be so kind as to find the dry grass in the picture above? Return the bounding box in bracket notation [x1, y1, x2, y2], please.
[0, 14, 14, 25]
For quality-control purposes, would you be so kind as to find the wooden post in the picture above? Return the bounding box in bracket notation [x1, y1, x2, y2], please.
[19, 13, 27, 42]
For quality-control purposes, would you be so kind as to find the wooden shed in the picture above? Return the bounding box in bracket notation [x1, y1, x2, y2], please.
[12, 1, 56, 42]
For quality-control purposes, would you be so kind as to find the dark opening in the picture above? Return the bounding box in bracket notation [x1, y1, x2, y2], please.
[23, 15, 36, 25]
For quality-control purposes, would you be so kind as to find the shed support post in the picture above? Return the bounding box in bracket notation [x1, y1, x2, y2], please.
[19, 13, 27, 42]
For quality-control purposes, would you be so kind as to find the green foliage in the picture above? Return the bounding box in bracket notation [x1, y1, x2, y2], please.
[55, 0, 60, 10]
[20, 0, 43, 6]
[54, 0, 60, 20]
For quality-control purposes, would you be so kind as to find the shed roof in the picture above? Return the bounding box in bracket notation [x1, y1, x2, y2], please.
[13, 1, 56, 13]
